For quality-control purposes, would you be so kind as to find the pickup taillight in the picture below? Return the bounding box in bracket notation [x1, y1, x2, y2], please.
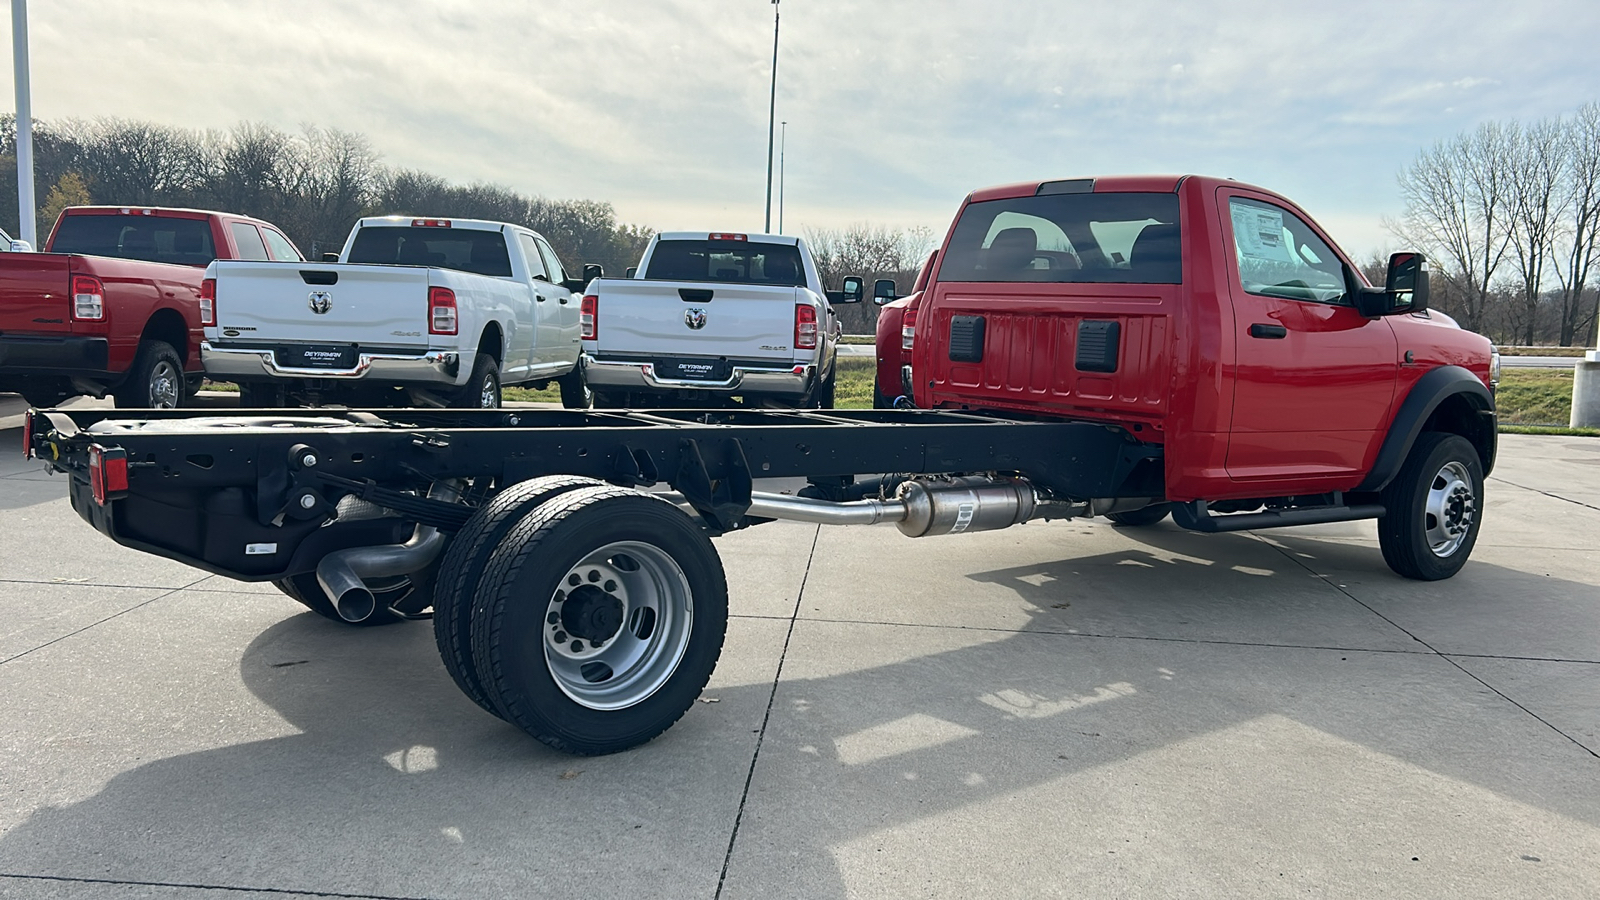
[581, 294, 598, 340]
[199, 278, 216, 326]
[901, 306, 917, 352]
[72, 275, 105, 321]
[795, 304, 819, 351]
[88, 444, 129, 506]
[429, 286, 458, 335]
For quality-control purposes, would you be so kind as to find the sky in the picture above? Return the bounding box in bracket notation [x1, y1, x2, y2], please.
[4, 0, 1599, 259]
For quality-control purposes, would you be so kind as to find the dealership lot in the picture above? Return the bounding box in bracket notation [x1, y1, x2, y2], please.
[0, 422, 1596, 899]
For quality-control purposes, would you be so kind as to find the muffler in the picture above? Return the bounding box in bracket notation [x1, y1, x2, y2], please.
[746, 476, 1082, 538]
[314, 481, 461, 623]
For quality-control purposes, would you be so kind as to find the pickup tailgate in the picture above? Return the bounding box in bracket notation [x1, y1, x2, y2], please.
[211, 262, 431, 349]
[594, 279, 801, 361]
[0, 253, 74, 334]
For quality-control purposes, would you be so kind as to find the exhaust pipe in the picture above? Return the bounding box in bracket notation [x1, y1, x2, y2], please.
[747, 477, 1085, 538]
[315, 481, 461, 623]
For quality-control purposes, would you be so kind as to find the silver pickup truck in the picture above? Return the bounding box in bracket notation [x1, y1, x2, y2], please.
[580, 232, 861, 407]
[201, 217, 594, 408]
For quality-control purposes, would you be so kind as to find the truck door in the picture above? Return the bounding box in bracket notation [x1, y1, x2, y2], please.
[1219, 190, 1398, 483]
[534, 236, 579, 357]
[518, 233, 566, 371]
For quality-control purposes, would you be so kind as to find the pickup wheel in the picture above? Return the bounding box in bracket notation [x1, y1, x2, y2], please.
[816, 369, 837, 409]
[1377, 432, 1483, 581]
[432, 475, 604, 718]
[557, 364, 593, 409]
[272, 567, 435, 627]
[1106, 503, 1172, 527]
[469, 485, 728, 755]
[113, 340, 184, 409]
[454, 354, 501, 408]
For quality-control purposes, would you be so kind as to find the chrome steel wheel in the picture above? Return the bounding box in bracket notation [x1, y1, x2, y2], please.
[543, 540, 693, 710]
[149, 360, 181, 409]
[478, 374, 498, 408]
[1425, 460, 1476, 558]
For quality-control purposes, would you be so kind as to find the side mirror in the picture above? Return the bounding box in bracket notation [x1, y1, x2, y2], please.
[8, 239, 33, 253]
[839, 276, 864, 304]
[321, 252, 340, 262]
[625, 266, 638, 278]
[1385, 252, 1429, 313]
[872, 279, 897, 305]
[583, 263, 604, 283]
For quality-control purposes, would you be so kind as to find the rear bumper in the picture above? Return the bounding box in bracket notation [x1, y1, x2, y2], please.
[201, 342, 461, 385]
[0, 334, 111, 375]
[584, 354, 812, 395]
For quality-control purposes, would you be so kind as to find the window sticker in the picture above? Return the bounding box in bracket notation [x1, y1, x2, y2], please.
[1231, 204, 1292, 263]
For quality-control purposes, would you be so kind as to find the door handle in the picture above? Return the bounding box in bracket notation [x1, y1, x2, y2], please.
[536, 295, 546, 302]
[558, 297, 568, 304]
[1248, 323, 1287, 339]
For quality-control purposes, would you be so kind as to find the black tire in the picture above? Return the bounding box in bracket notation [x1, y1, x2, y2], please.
[470, 486, 728, 755]
[1106, 502, 1172, 527]
[113, 340, 184, 409]
[591, 390, 624, 409]
[557, 364, 593, 409]
[873, 382, 893, 409]
[271, 566, 436, 627]
[20, 387, 68, 408]
[236, 382, 285, 408]
[1377, 432, 1484, 581]
[433, 475, 604, 718]
[816, 369, 837, 409]
[453, 354, 501, 408]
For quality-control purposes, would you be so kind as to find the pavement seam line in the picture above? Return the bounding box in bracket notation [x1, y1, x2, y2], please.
[0, 575, 208, 667]
[713, 522, 821, 900]
[1489, 475, 1600, 513]
[0, 872, 442, 900]
[1258, 535, 1600, 760]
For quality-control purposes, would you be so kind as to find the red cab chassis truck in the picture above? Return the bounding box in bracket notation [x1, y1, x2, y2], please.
[24, 175, 1496, 756]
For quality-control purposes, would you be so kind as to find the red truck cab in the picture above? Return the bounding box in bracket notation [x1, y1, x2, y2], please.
[907, 175, 1496, 579]
[0, 206, 302, 408]
[872, 252, 934, 408]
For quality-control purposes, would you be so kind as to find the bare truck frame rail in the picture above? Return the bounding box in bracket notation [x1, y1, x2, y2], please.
[22, 406, 1354, 755]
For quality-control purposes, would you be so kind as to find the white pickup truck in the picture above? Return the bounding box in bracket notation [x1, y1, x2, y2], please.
[581, 232, 861, 407]
[200, 217, 594, 408]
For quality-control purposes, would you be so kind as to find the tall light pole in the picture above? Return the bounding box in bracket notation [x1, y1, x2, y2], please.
[12, 0, 36, 246]
[763, 0, 780, 234]
[778, 121, 786, 234]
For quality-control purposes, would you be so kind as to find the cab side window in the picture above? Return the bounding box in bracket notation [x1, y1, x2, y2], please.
[535, 237, 568, 285]
[262, 228, 303, 261]
[1228, 197, 1346, 304]
[518, 234, 549, 281]
[229, 223, 270, 261]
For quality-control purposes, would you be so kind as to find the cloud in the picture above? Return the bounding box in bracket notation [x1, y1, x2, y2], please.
[2, 0, 1597, 257]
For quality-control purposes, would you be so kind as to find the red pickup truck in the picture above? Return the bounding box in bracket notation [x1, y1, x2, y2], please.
[0, 206, 302, 408]
[901, 174, 1496, 579]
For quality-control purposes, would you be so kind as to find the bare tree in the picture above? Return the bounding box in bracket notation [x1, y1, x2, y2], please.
[1504, 119, 1568, 345]
[1553, 103, 1600, 347]
[806, 224, 936, 332]
[1393, 122, 1517, 334]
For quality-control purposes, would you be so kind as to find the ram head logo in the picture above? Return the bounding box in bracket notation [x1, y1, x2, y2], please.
[308, 291, 333, 315]
[684, 308, 708, 330]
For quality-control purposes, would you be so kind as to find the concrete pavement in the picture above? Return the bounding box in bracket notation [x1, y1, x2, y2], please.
[0, 430, 1596, 898]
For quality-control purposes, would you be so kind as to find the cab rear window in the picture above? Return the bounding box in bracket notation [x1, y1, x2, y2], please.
[644, 240, 805, 287]
[940, 193, 1181, 284]
[347, 226, 513, 278]
[50, 214, 217, 266]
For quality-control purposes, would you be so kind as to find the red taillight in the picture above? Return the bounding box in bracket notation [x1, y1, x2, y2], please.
[795, 304, 819, 351]
[88, 444, 129, 506]
[581, 294, 598, 340]
[708, 233, 747, 242]
[72, 275, 105, 321]
[901, 306, 918, 352]
[429, 286, 458, 335]
[412, 218, 452, 227]
[199, 277, 216, 326]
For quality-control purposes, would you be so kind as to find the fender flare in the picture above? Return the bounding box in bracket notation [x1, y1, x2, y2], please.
[1356, 365, 1496, 492]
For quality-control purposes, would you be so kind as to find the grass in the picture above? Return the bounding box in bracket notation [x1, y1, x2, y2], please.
[1497, 346, 1591, 357]
[839, 334, 877, 345]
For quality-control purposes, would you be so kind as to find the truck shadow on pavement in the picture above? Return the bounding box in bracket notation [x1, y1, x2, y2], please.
[1, 527, 1597, 898]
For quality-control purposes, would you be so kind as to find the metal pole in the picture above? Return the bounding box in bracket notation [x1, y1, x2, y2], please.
[12, 0, 36, 247]
[778, 121, 786, 234]
[763, 0, 779, 233]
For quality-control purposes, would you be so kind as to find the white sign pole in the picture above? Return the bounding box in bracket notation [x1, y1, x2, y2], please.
[12, 0, 36, 247]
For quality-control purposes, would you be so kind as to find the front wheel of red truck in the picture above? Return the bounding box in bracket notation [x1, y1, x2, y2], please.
[113, 340, 185, 409]
[1378, 432, 1483, 581]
